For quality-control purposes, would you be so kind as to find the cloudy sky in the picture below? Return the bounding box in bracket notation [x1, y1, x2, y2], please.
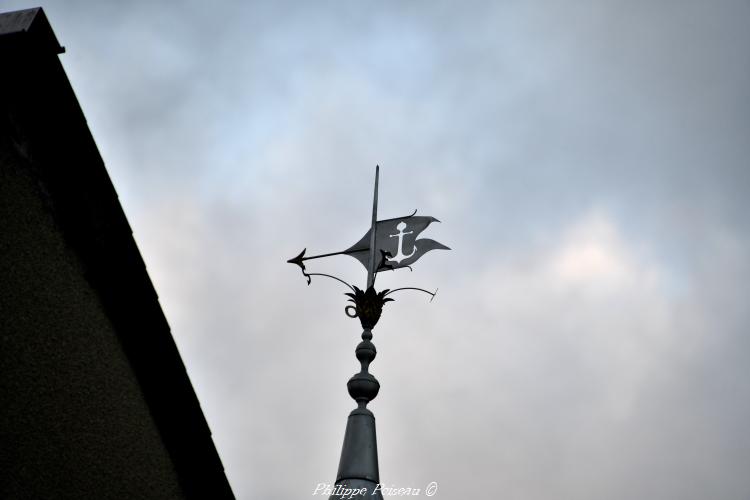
[7, 1, 750, 498]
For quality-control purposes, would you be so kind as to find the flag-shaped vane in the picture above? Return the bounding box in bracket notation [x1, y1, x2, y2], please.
[287, 166, 449, 293]
[343, 214, 450, 272]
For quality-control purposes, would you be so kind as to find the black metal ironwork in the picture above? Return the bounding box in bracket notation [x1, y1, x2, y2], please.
[287, 168, 447, 318]
[286, 248, 355, 290]
[344, 286, 393, 330]
[286, 166, 448, 500]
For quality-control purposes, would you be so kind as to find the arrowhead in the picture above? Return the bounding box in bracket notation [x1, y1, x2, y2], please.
[287, 248, 306, 268]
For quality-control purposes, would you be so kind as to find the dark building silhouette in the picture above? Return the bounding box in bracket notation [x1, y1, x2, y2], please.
[0, 8, 235, 499]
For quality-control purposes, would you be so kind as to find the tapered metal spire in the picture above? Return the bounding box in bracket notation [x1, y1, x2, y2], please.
[329, 167, 384, 499]
[286, 166, 448, 499]
[329, 290, 385, 500]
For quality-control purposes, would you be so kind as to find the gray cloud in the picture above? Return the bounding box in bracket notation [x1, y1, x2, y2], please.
[5, 0, 749, 498]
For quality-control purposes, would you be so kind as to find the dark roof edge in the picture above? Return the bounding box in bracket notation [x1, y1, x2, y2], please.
[0, 7, 64, 54]
[0, 7, 234, 499]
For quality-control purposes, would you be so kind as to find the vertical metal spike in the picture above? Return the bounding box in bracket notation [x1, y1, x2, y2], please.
[366, 165, 379, 289]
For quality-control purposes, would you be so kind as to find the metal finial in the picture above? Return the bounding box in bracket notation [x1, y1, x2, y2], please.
[286, 167, 448, 500]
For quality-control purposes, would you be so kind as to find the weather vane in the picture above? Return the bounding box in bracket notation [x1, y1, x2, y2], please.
[287, 165, 448, 500]
[288, 165, 449, 325]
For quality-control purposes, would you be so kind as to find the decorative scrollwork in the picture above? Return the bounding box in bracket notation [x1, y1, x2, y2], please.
[345, 305, 358, 318]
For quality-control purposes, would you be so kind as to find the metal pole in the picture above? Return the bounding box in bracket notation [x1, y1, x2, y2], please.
[366, 165, 379, 289]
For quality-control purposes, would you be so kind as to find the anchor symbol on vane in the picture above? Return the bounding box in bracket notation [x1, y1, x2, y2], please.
[287, 166, 449, 306]
[388, 221, 416, 264]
